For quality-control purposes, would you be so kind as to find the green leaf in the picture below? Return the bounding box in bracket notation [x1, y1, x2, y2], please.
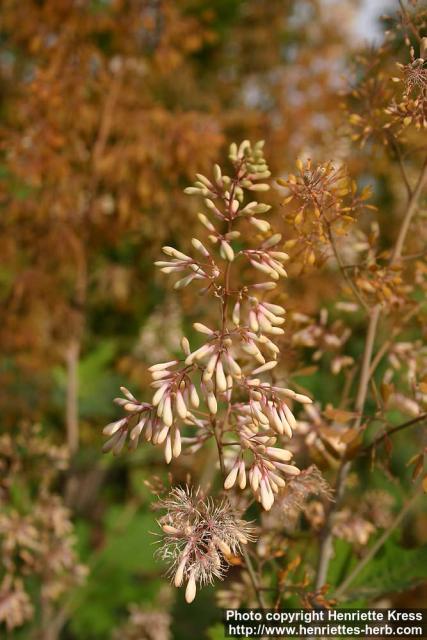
[347, 541, 427, 598]
[70, 507, 163, 638]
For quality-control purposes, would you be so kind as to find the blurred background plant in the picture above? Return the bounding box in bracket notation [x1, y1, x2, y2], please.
[0, 0, 426, 638]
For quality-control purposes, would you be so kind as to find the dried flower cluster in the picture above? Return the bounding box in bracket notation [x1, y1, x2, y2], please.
[0, 426, 86, 632]
[156, 487, 254, 603]
[113, 606, 171, 640]
[277, 158, 373, 268]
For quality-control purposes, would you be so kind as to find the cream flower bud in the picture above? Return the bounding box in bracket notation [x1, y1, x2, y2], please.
[174, 556, 187, 587]
[181, 336, 191, 356]
[232, 301, 240, 325]
[220, 241, 235, 262]
[250, 260, 279, 279]
[224, 462, 239, 489]
[149, 360, 178, 372]
[238, 460, 247, 489]
[193, 322, 214, 335]
[249, 217, 271, 232]
[162, 395, 173, 427]
[198, 213, 216, 233]
[103, 418, 127, 436]
[215, 360, 227, 392]
[152, 383, 169, 406]
[295, 393, 312, 403]
[185, 572, 197, 603]
[164, 434, 172, 463]
[206, 392, 217, 414]
[275, 462, 300, 476]
[282, 403, 296, 429]
[185, 343, 214, 365]
[266, 447, 293, 462]
[191, 238, 210, 256]
[175, 391, 187, 419]
[172, 427, 181, 458]
[252, 360, 278, 375]
[190, 384, 200, 408]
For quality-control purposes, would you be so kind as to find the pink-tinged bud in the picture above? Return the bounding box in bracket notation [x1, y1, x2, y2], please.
[151, 370, 172, 380]
[157, 424, 170, 445]
[111, 430, 127, 455]
[295, 393, 312, 404]
[152, 383, 169, 406]
[238, 460, 247, 489]
[175, 391, 187, 419]
[248, 183, 270, 191]
[203, 353, 218, 382]
[275, 388, 297, 400]
[181, 337, 191, 356]
[275, 463, 300, 476]
[269, 406, 284, 434]
[185, 343, 214, 365]
[231, 198, 239, 215]
[270, 251, 289, 262]
[232, 301, 240, 325]
[263, 302, 286, 315]
[278, 409, 293, 438]
[207, 392, 217, 414]
[226, 354, 242, 378]
[282, 403, 296, 429]
[174, 274, 197, 289]
[124, 401, 141, 412]
[260, 478, 274, 510]
[265, 326, 285, 335]
[162, 246, 191, 261]
[185, 572, 197, 603]
[249, 310, 259, 332]
[102, 430, 124, 453]
[220, 241, 235, 262]
[215, 361, 227, 392]
[148, 360, 178, 372]
[250, 260, 279, 279]
[252, 282, 277, 290]
[120, 386, 137, 401]
[164, 434, 172, 463]
[144, 420, 153, 442]
[172, 427, 181, 458]
[249, 217, 271, 232]
[198, 212, 215, 231]
[266, 447, 293, 462]
[224, 462, 239, 490]
[174, 556, 187, 587]
[193, 322, 213, 335]
[130, 417, 146, 440]
[262, 233, 282, 249]
[269, 471, 286, 488]
[103, 418, 127, 436]
[252, 361, 278, 375]
[190, 385, 200, 408]
[162, 395, 173, 427]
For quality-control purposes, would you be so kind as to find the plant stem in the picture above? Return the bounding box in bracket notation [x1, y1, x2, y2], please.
[360, 413, 427, 457]
[65, 338, 80, 455]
